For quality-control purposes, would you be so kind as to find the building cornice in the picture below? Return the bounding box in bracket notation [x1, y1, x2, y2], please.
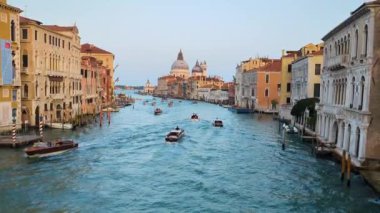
[322, 2, 380, 41]
[0, 2, 22, 13]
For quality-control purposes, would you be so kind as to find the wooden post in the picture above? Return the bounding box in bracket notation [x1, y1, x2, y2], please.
[347, 154, 351, 187]
[39, 116, 44, 141]
[341, 150, 346, 181]
[108, 110, 111, 125]
[12, 120, 16, 148]
[99, 110, 103, 127]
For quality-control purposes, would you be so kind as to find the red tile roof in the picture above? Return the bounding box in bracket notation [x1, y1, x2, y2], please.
[258, 60, 281, 72]
[42, 25, 78, 33]
[20, 16, 42, 25]
[81, 43, 113, 55]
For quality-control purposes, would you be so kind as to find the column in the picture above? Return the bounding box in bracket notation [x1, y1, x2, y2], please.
[337, 122, 343, 148]
[343, 124, 349, 151]
[363, 79, 369, 111]
[349, 125, 357, 156]
[358, 126, 367, 161]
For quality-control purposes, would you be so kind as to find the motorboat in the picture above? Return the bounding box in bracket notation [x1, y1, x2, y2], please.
[102, 107, 120, 112]
[154, 108, 162, 115]
[168, 101, 173, 107]
[165, 127, 185, 142]
[25, 140, 78, 157]
[191, 113, 199, 121]
[46, 123, 73, 130]
[282, 124, 298, 134]
[213, 119, 223, 127]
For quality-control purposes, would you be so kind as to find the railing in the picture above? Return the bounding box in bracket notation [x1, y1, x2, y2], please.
[326, 54, 350, 71]
[50, 93, 64, 100]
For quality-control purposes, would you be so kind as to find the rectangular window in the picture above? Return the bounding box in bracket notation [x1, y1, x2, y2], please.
[35, 30, 38, 40]
[69, 42, 71, 50]
[49, 35, 51, 44]
[314, 83, 320, 98]
[22, 55, 28, 68]
[315, 64, 321, 75]
[265, 74, 269, 83]
[265, 89, 269, 97]
[287, 83, 291, 92]
[288, 64, 292, 73]
[22, 29, 28, 39]
[44, 33, 47, 43]
[12, 90, 17, 101]
[286, 97, 291, 104]
[44, 104, 48, 111]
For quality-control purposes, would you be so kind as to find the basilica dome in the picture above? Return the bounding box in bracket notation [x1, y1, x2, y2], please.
[170, 49, 190, 79]
[192, 60, 203, 73]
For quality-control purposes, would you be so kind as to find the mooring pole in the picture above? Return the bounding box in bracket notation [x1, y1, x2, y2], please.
[347, 154, 351, 187]
[39, 115, 44, 141]
[341, 150, 346, 182]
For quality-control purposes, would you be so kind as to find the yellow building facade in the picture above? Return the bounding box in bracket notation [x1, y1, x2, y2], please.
[279, 43, 324, 105]
[0, 0, 22, 132]
[20, 16, 82, 126]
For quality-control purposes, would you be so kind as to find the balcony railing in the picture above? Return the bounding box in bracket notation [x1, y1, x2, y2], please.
[50, 93, 64, 100]
[326, 54, 350, 71]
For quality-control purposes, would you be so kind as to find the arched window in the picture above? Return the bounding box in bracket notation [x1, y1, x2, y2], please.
[360, 76, 365, 110]
[24, 84, 29, 98]
[338, 40, 341, 55]
[265, 89, 269, 97]
[45, 81, 47, 96]
[344, 36, 347, 54]
[10, 20, 15, 41]
[351, 77, 355, 108]
[347, 34, 351, 54]
[356, 127, 360, 157]
[355, 29, 359, 58]
[364, 25, 368, 57]
[35, 81, 38, 98]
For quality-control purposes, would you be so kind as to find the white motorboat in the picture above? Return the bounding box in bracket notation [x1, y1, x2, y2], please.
[46, 123, 73, 130]
[282, 124, 298, 134]
[165, 127, 185, 142]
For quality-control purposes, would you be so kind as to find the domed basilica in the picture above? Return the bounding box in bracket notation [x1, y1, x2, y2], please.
[170, 50, 207, 79]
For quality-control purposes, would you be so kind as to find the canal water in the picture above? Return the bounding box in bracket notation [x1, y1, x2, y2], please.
[0, 92, 379, 212]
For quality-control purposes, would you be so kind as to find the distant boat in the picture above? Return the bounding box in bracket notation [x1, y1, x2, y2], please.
[282, 124, 298, 134]
[192, 101, 198, 104]
[213, 119, 223, 127]
[25, 140, 78, 158]
[168, 101, 173, 107]
[165, 127, 185, 142]
[154, 108, 162, 115]
[46, 123, 73, 130]
[191, 113, 199, 121]
[102, 107, 119, 112]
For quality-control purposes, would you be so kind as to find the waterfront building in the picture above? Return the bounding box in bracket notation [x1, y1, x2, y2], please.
[143, 80, 155, 94]
[279, 43, 324, 120]
[291, 49, 323, 104]
[249, 60, 281, 112]
[316, 1, 380, 166]
[155, 75, 176, 96]
[19, 16, 82, 127]
[81, 56, 100, 115]
[0, 0, 22, 132]
[235, 58, 272, 108]
[81, 43, 115, 103]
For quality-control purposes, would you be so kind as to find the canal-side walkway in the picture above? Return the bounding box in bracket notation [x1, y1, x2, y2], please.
[0, 135, 42, 148]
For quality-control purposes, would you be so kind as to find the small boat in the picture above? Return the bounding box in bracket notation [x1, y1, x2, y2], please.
[165, 127, 185, 142]
[282, 124, 298, 134]
[191, 113, 199, 121]
[154, 108, 162, 115]
[46, 123, 73, 130]
[192, 101, 198, 104]
[151, 102, 156, 106]
[25, 140, 78, 157]
[213, 119, 223, 127]
[168, 101, 173, 107]
[102, 107, 119, 112]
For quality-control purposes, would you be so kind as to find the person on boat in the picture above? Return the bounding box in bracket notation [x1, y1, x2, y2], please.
[175, 126, 180, 130]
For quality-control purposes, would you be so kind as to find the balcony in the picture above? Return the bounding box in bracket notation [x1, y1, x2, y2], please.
[326, 55, 350, 71]
[47, 70, 66, 78]
[321, 104, 345, 119]
[50, 93, 64, 100]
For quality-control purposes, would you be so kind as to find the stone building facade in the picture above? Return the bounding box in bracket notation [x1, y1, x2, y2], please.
[316, 1, 380, 165]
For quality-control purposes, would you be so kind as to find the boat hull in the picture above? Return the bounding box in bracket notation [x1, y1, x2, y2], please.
[25, 141, 78, 157]
[228, 107, 251, 114]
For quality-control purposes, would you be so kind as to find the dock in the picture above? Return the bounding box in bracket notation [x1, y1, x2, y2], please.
[0, 135, 42, 148]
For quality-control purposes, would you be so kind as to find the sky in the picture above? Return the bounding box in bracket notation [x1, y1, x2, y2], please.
[9, 0, 365, 86]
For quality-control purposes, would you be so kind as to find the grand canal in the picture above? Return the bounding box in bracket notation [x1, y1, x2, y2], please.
[0, 93, 378, 212]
